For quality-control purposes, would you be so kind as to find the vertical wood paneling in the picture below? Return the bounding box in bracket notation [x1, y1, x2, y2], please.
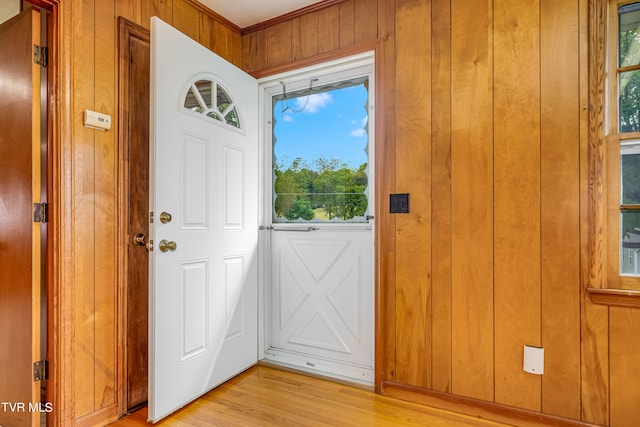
[540, 0, 581, 419]
[173, 0, 199, 42]
[73, 0, 96, 417]
[230, 30, 242, 67]
[266, 21, 292, 67]
[255, 30, 268, 71]
[339, 0, 355, 48]
[198, 14, 213, 50]
[206, 19, 241, 65]
[493, 0, 541, 411]
[377, 0, 398, 387]
[610, 308, 640, 427]
[295, 13, 319, 59]
[241, 31, 258, 71]
[291, 17, 302, 60]
[582, 0, 609, 424]
[354, 0, 377, 43]
[115, 0, 142, 26]
[450, 0, 494, 402]
[318, 4, 340, 53]
[395, 0, 431, 388]
[213, 20, 232, 61]
[141, 0, 172, 28]
[430, 0, 452, 394]
[94, 0, 117, 410]
[581, 301, 609, 424]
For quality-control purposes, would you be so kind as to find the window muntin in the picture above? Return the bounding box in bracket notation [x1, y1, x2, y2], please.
[271, 77, 370, 223]
[183, 79, 240, 129]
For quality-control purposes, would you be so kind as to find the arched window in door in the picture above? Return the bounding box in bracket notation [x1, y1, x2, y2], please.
[183, 78, 241, 129]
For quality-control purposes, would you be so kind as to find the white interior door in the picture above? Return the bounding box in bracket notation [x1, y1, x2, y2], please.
[149, 17, 258, 422]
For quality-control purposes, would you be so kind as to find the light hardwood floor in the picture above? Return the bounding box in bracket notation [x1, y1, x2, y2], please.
[109, 366, 511, 426]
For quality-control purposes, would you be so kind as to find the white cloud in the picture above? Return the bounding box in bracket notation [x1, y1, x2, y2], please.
[282, 114, 294, 122]
[349, 116, 368, 137]
[296, 92, 332, 113]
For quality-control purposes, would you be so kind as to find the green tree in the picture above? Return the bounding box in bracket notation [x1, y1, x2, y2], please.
[286, 199, 314, 221]
[273, 156, 368, 221]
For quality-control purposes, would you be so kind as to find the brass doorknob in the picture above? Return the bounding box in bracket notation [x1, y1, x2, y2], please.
[134, 233, 148, 246]
[159, 212, 172, 224]
[159, 239, 177, 253]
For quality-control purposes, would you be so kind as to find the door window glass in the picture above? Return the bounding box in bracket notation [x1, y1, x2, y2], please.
[183, 79, 240, 129]
[272, 77, 370, 223]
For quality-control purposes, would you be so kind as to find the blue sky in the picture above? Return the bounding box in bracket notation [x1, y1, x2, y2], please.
[273, 84, 369, 171]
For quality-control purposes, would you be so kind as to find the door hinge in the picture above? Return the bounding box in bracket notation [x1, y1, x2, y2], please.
[33, 360, 48, 381]
[33, 202, 48, 223]
[33, 45, 48, 67]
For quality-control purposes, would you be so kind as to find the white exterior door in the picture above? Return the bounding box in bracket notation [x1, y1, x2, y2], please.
[259, 56, 375, 385]
[149, 17, 258, 422]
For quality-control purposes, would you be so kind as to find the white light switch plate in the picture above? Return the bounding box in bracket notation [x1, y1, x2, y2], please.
[523, 345, 544, 375]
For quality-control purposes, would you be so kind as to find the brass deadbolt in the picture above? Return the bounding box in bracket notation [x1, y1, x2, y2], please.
[159, 212, 172, 224]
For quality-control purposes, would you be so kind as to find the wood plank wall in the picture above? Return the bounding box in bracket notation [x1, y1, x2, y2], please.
[57, 0, 640, 425]
[63, 0, 241, 424]
[242, 0, 638, 426]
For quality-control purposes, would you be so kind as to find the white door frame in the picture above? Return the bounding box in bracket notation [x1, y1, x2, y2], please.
[257, 51, 376, 384]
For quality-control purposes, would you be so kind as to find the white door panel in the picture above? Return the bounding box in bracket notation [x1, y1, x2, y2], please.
[270, 229, 373, 367]
[150, 17, 258, 422]
[266, 227, 374, 385]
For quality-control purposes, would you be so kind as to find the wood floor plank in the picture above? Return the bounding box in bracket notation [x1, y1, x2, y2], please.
[109, 366, 511, 426]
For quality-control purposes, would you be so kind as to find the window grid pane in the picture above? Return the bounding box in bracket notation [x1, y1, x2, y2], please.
[182, 79, 241, 129]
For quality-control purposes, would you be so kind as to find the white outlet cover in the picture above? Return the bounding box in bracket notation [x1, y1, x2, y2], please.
[523, 345, 544, 375]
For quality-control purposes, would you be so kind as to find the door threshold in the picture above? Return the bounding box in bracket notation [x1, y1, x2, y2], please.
[260, 349, 374, 390]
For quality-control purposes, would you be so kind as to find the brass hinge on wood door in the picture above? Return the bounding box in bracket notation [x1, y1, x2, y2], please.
[33, 360, 48, 381]
[33, 45, 48, 67]
[33, 202, 48, 223]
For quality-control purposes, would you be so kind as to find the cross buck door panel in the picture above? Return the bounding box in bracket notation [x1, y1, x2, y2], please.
[270, 229, 373, 374]
[149, 17, 258, 422]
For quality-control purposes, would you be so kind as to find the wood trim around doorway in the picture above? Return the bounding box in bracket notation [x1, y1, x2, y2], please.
[23, 0, 71, 425]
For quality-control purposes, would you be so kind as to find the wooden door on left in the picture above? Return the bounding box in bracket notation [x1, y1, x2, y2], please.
[0, 7, 45, 427]
[118, 18, 151, 411]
